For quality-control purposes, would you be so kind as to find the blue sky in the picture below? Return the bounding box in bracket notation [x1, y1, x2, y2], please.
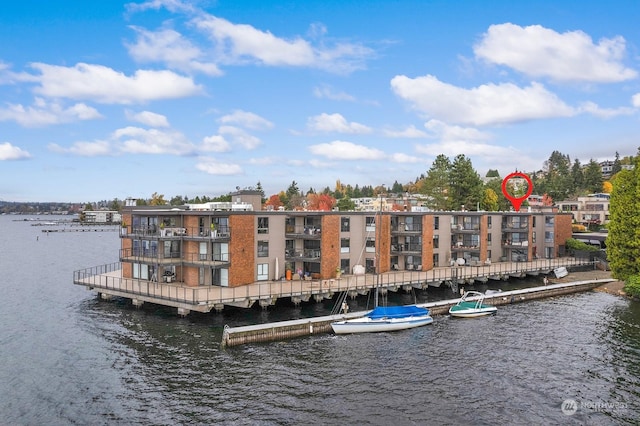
[1, 0, 639, 202]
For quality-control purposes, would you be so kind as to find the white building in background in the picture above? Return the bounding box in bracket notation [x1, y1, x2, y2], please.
[556, 193, 610, 226]
[83, 210, 122, 224]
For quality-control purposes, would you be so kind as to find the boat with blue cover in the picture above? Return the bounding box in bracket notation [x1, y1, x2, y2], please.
[331, 305, 433, 334]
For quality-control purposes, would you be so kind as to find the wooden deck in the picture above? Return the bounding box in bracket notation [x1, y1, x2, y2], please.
[74, 257, 596, 315]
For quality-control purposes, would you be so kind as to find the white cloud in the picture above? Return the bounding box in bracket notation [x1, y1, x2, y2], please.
[313, 85, 355, 101]
[390, 152, 422, 163]
[22, 62, 202, 104]
[218, 110, 273, 130]
[201, 134, 231, 152]
[195, 157, 243, 175]
[308, 140, 385, 160]
[112, 126, 195, 154]
[474, 23, 637, 83]
[218, 125, 261, 149]
[193, 15, 374, 74]
[125, 0, 196, 14]
[577, 101, 636, 119]
[631, 93, 640, 108]
[126, 110, 170, 127]
[248, 156, 277, 165]
[424, 119, 491, 141]
[0, 98, 101, 127]
[307, 113, 372, 134]
[0, 142, 31, 160]
[391, 74, 574, 126]
[126, 26, 222, 76]
[48, 140, 112, 157]
[383, 125, 428, 138]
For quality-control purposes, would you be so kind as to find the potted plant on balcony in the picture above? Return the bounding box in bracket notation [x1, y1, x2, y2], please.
[336, 266, 342, 278]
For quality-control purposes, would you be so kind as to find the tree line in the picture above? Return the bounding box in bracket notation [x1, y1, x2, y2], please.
[129, 149, 631, 212]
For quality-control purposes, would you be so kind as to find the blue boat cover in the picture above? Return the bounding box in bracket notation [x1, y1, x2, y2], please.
[367, 305, 429, 320]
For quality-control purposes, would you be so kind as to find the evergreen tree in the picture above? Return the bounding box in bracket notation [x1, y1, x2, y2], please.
[542, 151, 572, 201]
[448, 154, 483, 210]
[336, 197, 356, 211]
[607, 148, 640, 285]
[571, 159, 583, 194]
[422, 154, 451, 210]
[612, 151, 622, 176]
[583, 159, 603, 194]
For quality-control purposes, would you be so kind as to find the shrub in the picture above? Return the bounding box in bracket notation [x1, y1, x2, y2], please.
[624, 274, 640, 298]
[565, 238, 599, 252]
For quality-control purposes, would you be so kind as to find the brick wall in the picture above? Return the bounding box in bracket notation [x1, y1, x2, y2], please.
[320, 215, 340, 279]
[555, 213, 573, 256]
[229, 215, 255, 287]
[421, 215, 434, 270]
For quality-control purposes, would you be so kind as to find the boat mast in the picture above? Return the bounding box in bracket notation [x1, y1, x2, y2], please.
[375, 193, 382, 307]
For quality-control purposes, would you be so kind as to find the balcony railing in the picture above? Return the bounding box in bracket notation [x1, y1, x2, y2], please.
[122, 225, 231, 240]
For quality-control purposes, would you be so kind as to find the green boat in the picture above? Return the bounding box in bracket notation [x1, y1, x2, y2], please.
[449, 291, 497, 318]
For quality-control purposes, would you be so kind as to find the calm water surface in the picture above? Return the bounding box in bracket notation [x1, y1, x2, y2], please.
[1, 215, 638, 425]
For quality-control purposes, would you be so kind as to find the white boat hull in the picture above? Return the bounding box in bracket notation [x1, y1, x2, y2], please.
[331, 315, 433, 334]
[449, 307, 497, 318]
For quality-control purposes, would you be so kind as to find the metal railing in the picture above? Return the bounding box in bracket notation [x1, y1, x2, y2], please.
[73, 257, 596, 309]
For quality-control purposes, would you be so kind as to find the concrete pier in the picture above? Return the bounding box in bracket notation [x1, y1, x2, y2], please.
[220, 279, 614, 348]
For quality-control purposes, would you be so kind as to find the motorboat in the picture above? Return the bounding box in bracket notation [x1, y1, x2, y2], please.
[449, 291, 497, 318]
[331, 305, 433, 334]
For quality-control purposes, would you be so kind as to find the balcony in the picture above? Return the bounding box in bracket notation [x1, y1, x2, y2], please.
[122, 225, 231, 240]
[392, 223, 422, 234]
[285, 225, 322, 239]
[285, 249, 321, 262]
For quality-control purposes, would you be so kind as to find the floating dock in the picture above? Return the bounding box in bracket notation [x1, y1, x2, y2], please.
[220, 279, 614, 348]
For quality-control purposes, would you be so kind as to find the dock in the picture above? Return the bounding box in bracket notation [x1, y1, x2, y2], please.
[75, 257, 596, 316]
[220, 278, 614, 347]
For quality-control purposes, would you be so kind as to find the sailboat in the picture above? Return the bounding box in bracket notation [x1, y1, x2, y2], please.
[330, 304, 433, 334]
[331, 195, 433, 334]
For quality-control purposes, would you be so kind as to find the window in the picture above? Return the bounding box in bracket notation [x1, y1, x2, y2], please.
[257, 263, 269, 281]
[433, 253, 439, 267]
[433, 235, 439, 249]
[545, 216, 554, 226]
[365, 216, 376, 231]
[340, 258, 350, 274]
[487, 216, 492, 229]
[199, 242, 207, 260]
[365, 237, 376, 252]
[258, 240, 269, 257]
[340, 238, 350, 253]
[545, 231, 554, 243]
[341, 217, 350, 232]
[487, 233, 492, 243]
[212, 243, 229, 261]
[532, 231, 536, 243]
[434, 216, 439, 230]
[258, 217, 269, 234]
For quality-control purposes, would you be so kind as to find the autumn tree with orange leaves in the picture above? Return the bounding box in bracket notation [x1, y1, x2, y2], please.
[306, 193, 336, 211]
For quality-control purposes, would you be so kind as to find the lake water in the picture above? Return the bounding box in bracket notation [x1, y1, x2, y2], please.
[1, 215, 638, 425]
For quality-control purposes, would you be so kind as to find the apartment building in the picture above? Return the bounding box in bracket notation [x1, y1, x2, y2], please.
[556, 193, 610, 227]
[118, 192, 572, 288]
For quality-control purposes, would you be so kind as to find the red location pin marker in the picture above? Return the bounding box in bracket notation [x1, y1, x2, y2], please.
[501, 172, 533, 211]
